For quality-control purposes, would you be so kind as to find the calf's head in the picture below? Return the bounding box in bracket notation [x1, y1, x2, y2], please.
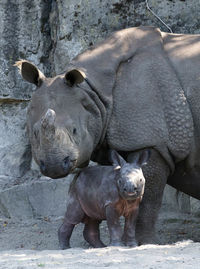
[110, 150, 150, 200]
[16, 60, 101, 178]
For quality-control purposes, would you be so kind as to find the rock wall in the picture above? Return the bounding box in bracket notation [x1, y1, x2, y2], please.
[0, 0, 200, 218]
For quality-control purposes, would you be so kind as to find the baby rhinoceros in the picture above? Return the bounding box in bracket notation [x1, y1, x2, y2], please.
[58, 149, 150, 249]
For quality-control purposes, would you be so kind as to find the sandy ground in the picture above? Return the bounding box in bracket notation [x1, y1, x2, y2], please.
[0, 209, 200, 268]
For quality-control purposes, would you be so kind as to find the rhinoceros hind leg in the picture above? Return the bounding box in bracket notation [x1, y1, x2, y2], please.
[83, 218, 106, 248]
[58, 222, 75, 249]
[58, 194, 85, 249]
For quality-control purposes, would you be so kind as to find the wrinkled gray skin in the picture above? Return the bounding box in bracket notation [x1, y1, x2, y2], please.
[58, 150, 150, 249]
[16, 26, 200, 244]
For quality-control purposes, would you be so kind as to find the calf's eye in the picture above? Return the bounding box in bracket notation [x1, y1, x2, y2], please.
[73, 128, 77, 135]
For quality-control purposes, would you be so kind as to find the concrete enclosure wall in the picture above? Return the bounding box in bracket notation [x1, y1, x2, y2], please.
[0, 0, 200, 218]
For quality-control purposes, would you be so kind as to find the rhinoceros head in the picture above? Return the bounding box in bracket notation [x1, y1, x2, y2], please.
[16, 60, 101, 178]
[110, 149, 150, 200]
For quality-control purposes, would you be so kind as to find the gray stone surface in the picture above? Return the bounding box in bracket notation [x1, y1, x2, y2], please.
[0, 176, 73, 219]
[0, 101, 30, 179]
[0, 0, 200, 219]
[0, 0, 49, 182]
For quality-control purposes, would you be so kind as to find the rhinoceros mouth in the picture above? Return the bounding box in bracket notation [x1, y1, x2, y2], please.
[120, 191, 142, 201]
[49, 167, 75, 179]
[39, 158, 78, 179]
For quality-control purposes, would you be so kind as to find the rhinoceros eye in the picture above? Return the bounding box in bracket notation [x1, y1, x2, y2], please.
[73, 128, 77, 135]
[34, 129, 39, 139]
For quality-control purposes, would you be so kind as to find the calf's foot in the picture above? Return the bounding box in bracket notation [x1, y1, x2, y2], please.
[109, 240, 124, 247]
[125, 240, 138, 247]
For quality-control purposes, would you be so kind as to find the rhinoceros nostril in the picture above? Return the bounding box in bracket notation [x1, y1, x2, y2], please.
[40, 160, 46, 173]
[62, 156, 70, 171]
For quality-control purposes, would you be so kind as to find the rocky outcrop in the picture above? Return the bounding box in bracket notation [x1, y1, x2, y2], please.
[0, 0, 200, 218]
[0, 0, 51, 183]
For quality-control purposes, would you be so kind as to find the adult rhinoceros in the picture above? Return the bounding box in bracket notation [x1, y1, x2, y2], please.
[16, 26, 200, 244]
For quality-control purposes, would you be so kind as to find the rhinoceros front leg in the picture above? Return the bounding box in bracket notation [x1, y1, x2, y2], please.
[127, 149, 170, 245]
[122, 207, 139, 247]
[105, 205, 124, 246]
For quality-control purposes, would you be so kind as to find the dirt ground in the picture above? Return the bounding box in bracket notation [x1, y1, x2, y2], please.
[0, 208, 200, 268]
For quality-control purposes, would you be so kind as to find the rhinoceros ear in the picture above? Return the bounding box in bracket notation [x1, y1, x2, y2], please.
[131, 149, 151, 167]
[110, 150, 126, 168]
[65, 69, 86, 87]
[15, 60, 44, 86]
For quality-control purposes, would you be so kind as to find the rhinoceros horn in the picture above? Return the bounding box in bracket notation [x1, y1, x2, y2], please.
[41, 109, 56, 138]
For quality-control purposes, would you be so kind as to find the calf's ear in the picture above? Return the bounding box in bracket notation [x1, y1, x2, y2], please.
[15, 60, 44, 86]
[109, 150, 126, 167]
[65, 69, 86, 86]
[132, 149, 151, 167]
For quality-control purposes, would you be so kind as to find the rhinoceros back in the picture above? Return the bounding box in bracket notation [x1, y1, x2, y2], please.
[107, 33, 193, 169]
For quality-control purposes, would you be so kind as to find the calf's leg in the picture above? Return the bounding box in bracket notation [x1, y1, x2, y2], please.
[105, 205, 123, 246]
[58, 222, 75, 250]
[83, 219, 105, 248]
[58, 195, 85, 249]
[123, 203, 140, 247]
